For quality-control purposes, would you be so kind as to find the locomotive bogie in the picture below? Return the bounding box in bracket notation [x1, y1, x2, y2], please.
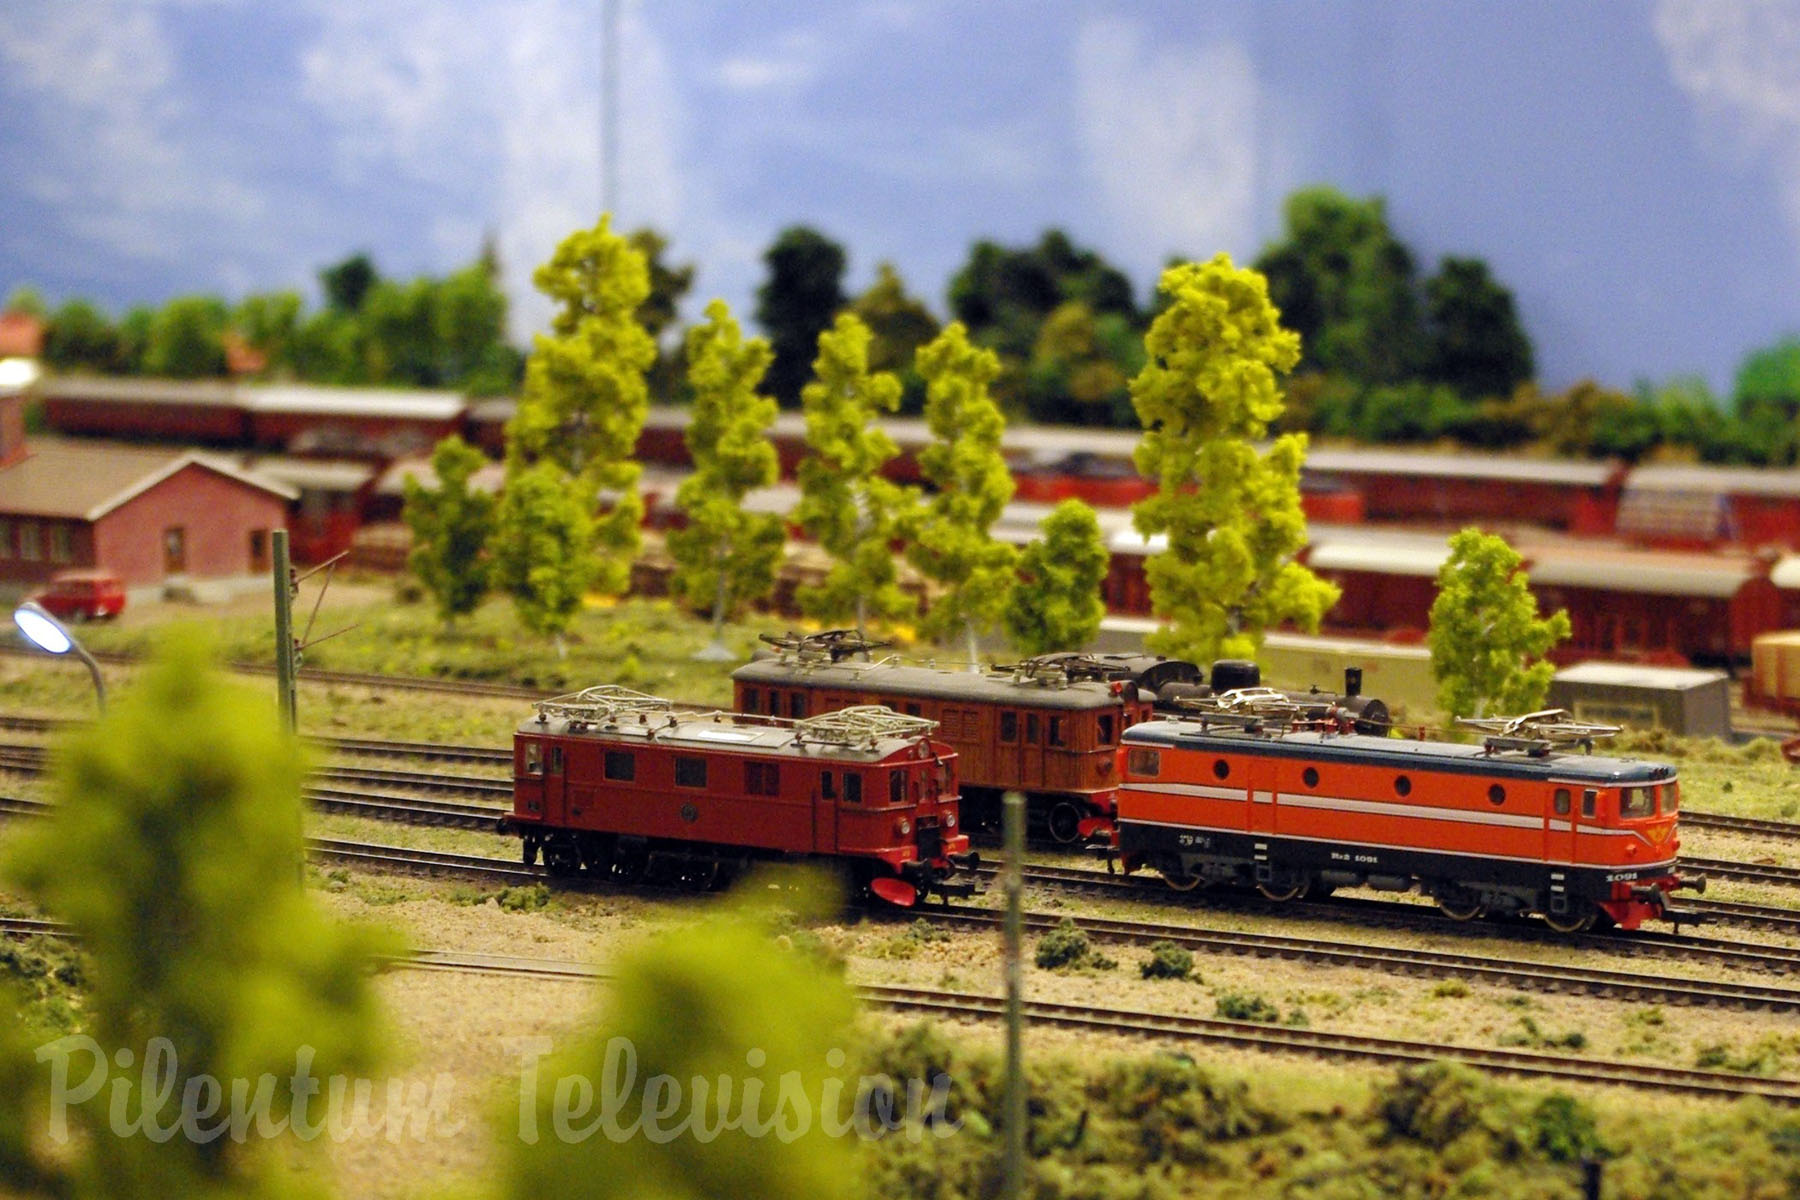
[1117, 723, 1693, 933]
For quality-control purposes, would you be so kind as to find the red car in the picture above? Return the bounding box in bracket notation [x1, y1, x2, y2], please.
[33, 570, 126, 622]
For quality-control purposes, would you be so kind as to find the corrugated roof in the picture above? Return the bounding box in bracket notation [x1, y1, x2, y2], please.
[0, 441, 296, 519]
[241, 384, 464, 420]
[1553, 661, 1728, 690]
[1627, 464, 1800, 498]
[39, 375, 240, 406]
[1307, 539, 1452, 577]
[243, 456, 379, 493]
[1304, 448, 1615, 485]
[1528, 553, 1757, 597]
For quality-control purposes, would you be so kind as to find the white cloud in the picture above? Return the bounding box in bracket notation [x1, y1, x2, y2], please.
[1072, 18, 1267, 277]
[1655, 0, 1800, 251]
[0, 1, 270, 275]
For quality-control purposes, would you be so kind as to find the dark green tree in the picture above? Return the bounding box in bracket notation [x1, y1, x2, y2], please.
[1732, 337, 1800, 465]
[851, 261, 940, 413]
[231, 291, 304, 377]
[143, 296, 229, 378]
[42, 300, 120, 372]
[435, 258, 514, 393]
[1423, 256, 1534, 400]
[404, 435, 497, 626]
[319, 252, 378, 313]
[948, 230, 1138, 363]
[755, 226, 848, 407]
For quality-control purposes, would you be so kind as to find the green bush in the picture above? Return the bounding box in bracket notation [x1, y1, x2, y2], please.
[1035, 917, 1095, 970]
[1531, 1093, 1603, 1163]
[1215, 992, 1280, 1023]
[1139, 941, 1194, 980]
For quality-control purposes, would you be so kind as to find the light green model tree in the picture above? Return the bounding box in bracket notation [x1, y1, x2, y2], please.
[504, 215, 656, 596]
[491, 461, 598, 653]
[3, 629, 392, 1199]
[909, 322, 1017, 666]
[1003, 498, 1110, 657]
[502, 879, 858, 1200]
[667, 300, 784, 658]
[1130, 254, 1340, 663]
[403, 434, 496, 626]
[794, 313, 918, 635]
[1428, 527, 1571, 719]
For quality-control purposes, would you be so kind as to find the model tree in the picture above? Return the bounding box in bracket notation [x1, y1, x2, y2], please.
[505, 214, 656, 596]
[1130, 254, 1339, 663]
[794, 312, 918, 635]
[756, 225, 848, 407]
[492, 462, 598, 652]
[403, 434, 496, 626]
[3, 631, 392, 1197]
[668, 299, 783, 658]
[909, 322, 1016, 666]
[1428, 528, 1571, 719]
[1003, 498, 1110, 657]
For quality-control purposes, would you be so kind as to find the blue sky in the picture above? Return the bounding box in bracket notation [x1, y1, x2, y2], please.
[4, 1, 1800, 395]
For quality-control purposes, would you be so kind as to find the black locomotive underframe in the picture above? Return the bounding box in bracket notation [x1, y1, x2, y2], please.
[1118, 819, 1674, 915]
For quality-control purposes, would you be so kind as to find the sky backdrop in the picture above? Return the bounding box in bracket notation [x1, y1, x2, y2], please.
[4, 0, 1800, 394]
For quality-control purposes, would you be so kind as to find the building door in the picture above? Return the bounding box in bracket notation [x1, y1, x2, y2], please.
[163, 527, 187, 575]
[249, 529, 269, 573]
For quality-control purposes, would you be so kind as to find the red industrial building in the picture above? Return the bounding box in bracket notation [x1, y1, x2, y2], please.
[0, 397, 294, 590]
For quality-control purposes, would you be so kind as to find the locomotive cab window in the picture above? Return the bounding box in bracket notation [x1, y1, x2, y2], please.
[1582, 789, 1597, 819]
[746, 762, 780, 796]
[1098, 715, 1115, 745]
[604, 751, 635, 782]
[889, 771, 905, 805]
[821, 771, 836, 800]
[1048, 717, 1064, 747]
[1025, 714, 1040, 744]
[548, 746, 564, 774]
[740, 691, 758, 714]
[1126, 747, 1160, 777]
[1663, 782, 1680, 812]
[1000, 712, 1018, 743]
[903, 702, 922, 717]
[674, 757, 707, 788]
[1620, 786, 1654, 819]
[844, 773, 863, 804]
[788, 693, 806, 719]
[1554, 788, 1571, 816]
[523, 742, 543, 776]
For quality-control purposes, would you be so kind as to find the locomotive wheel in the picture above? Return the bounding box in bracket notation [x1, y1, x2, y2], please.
[543, 838, 582, 879]
[1161, 868, 1203, 892]
[1437, 896, 1487, 922]
[1542, 907, 1597, 934]
[1256, 879, 1308, 903]
[610, 848, 648, 884]
[1046, 802, 1084, 845]
[682, 859, 722, 892]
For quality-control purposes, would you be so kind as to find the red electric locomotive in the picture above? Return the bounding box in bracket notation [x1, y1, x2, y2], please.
[501, 686, 978, 906]
[1115, 701, 1704, 932]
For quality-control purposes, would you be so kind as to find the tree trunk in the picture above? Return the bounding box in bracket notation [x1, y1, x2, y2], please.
[965, 620, 981, 672]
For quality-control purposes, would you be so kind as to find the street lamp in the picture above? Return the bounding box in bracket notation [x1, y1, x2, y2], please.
[12, 600, 106, 713]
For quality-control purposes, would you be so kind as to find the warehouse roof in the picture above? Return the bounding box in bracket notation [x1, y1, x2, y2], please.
[0, 441, 295, 519]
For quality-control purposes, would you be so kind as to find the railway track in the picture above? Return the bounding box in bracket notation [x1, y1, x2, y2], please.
[6, 910, 1798, 1105]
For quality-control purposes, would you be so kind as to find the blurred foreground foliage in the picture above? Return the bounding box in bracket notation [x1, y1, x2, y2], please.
[503, 871, 859, 1200]
[1, 628, 395, 1200]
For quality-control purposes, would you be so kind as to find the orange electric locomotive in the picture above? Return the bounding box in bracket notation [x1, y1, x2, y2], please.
[1115, 700, 1704, 932]
[500, 685, 978, 906]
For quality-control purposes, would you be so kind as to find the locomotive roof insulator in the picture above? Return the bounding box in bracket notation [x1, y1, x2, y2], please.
[1456, 709, 1622, 757]
[994, 653, 1126, 688]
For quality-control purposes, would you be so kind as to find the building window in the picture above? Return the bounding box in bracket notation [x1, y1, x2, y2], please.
[604, 751, 635, 782]
[0, 519, 13, 558]
[18, 522, 40, 561]
[675, 757, 707, 788]
[47, 524, 71, 564]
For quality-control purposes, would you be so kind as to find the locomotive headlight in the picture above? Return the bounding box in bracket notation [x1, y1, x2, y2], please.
[895, 818, 912, 837]
[944, 812, 956, 829]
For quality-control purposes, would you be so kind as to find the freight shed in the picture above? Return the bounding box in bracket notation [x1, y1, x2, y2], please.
[1546, 662, 1733, 740]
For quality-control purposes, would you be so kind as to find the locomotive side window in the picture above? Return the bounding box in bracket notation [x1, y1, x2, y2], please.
[1664, 783, 1679, 812]
[1098, 715, 1115, 745]
[788, 693, 806, 718]
[524, 742, 543, 776]
[1554, 788, 1571, 816]
[1582, 789, 1597, 818]
[549, 746, 564, 774]
[604, 751, 635, 782]
[1126, 748, 1160, 777]
[1394, 775, 1411, 797]
[1025, 714, 1040, 743]
[844, 774, 863, 804]
[675, 757, 707, 788]
[741, 690, 758, 714]
[1000, 712, 1018, 743]
[1620, 787, 1654, 818]
[1212, 759, 1230, 781]
[1488, 785, 1506, 806]
[1302, 767, 1319, 788]
[745, 762, 780, 796]
[890, 771, 905, 805]
[903, 702, 922, 717]
[821, 771, 836, 800]
[1047, 717, 1064, 746]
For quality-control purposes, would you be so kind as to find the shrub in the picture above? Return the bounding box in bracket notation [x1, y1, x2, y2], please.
[1140, 940, 1194, 980]
[1036, 917, 1094, 970]
[1531, 1093, 1603, 1163]
[1215, 992, 1280, 1023]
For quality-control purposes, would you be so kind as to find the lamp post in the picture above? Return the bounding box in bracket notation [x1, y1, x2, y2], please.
[12, 600, 106, 714]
